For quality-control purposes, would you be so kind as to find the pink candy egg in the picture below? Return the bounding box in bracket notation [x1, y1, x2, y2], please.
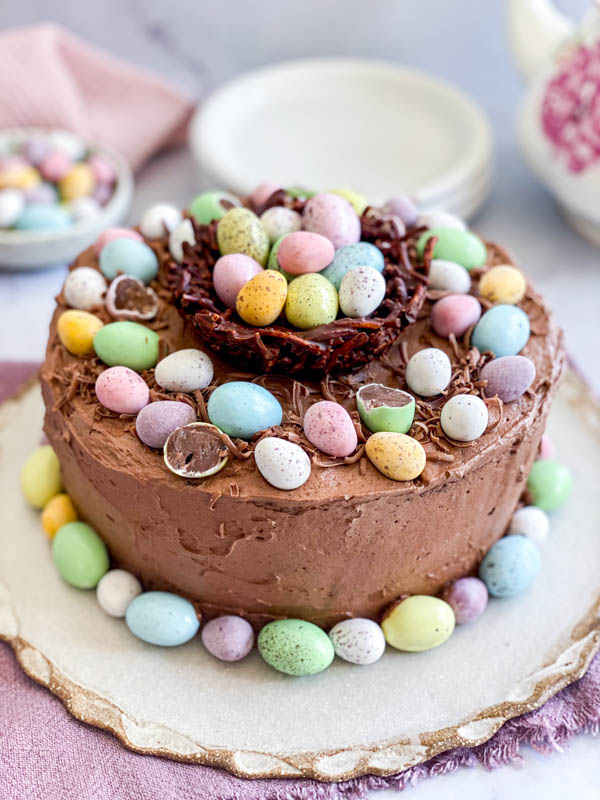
[302, 193, 361, 250]
[430, 294, 481, 339]
[94, 227, 143, 257]
[201, 615, 255, 662]
[135, 401, 196, 448]
[277, 231, 335, 275]
[213, 253, 263, 308]
[251, 182, 280, 209]
[87, 154, 116, 186]
[303, 400, 358, 457]
[442, 577, 488, 624]
[39, 150, 72, 182]
[538, 432, 554, 460]
[93, 183, 113, 206]
[95, 366, 149, 414]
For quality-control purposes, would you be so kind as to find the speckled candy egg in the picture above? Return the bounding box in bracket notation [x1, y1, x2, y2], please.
[382, 195, 418, 226]
[479, 265, 526, 305]
[236, 270, 287, 326]
[442, 577, 488, 624]
[93, 321, 159, 371]
[217, 207, 269, 266]
[105, 275, 159, 321]
[440, 394, 488, 442]
[338, 266, 386, 318]
[302, 192, 361, 250]
[260, 206, 302, 243]
[201, 615, 254, 661]
[57, 309, 103, 356]
[169, 218, 196, 262]
[93, 227, 143, 257]
[125, 591, 200, 646]
[207, 381, 282, 439]
[96, 569, 142, 617]
[63, 267, 107, 310]
[95, 366, 149, 414]
[356, 384, 415, 434]
[136, 401, 197, 448]
[417, 228, 486, 270]
[321, 241, 384, 291]
[254, 437, 311, 490]
[430, 294, 481, 339]
[52, 521, 109, 589]
[15, 203, 72, 231]
[329, 187, 367, 215]
[0, 188, 25, 226]
[405, 348, 451, 397]
[328, 618, 386, 665]
[213, 253, 263, 308]
[382, 596, 455, 652]
[258, 619, 334, 676]
[417, 211, 466, 231]
[285, 273, 339, 329]
[303, 400, 357, 457]
[509, 505, 550, 545]
[266, 234, 295, 282]
[99, 238, 158, 284]
[189, 190, 241, 225]
[471, 305, 530, 357]
[428, 259, 471, 294]
[140, 203, 182, 238]
[277, 231, 334, 275]
[59, 163, 95, 202]
[20, 445, 62, 509]
[155, 348, 214, 392]
[480, 355, 536, 403]
[479, 535, 541, 597]
[366, 432, 426, 481]
[527, 460, 573, 511]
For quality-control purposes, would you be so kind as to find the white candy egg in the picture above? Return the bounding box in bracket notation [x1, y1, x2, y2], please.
[339, 265, 386, 318]
[0, 188, 25, 226]
[260, 206, 302, 243]
[141, 203, 182, 238]
[508, 505, 550, 545]
[329, 618, 386, 665]
[417, 211, 466, 230]
[49, 130, 86, 160]
[96, 569, 142, 617]
[440, 394, 488, 441]
[63, 267, 108, 310]
[169, 218, 196, 262]
[254, 437, 311, 490]
[405, 348, 451, 397]
[428, 259, 471, 294]
[69, 196, 101, 221]
[155, 348, 214, 392]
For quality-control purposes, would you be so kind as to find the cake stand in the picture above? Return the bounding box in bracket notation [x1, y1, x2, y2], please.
[1, 371, 599, 782]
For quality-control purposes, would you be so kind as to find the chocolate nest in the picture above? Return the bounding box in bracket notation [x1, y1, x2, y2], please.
[162, 197, 431, 375]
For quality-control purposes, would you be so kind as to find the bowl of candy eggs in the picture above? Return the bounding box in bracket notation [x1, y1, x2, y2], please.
[0, 128, 133, 270]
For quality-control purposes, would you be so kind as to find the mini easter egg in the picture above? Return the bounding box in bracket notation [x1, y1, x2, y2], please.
[538, 433, 554, 460]
[140, 203, 182, 238]
[479, 535, 541, 598]
[20, 446, 62, 509]
[480, 355, 535, 403]
[356, 384, 415, 434]
[267, 234, 296, 281]
[277, 231, 334, 275]
[93, 321, 159, 371]
[430, 294, 481, 339]
[48, 130, 86, 161]
[479, 265, 526, 305]
[63, 267, 107, 310]
[21, 136, 51, 166]
[217, 207, 270, 266]
[95, 366, 149, 414]
[286, 186, 316, 200]
[339, 265, 386, 318]
[0, 164, 40, 190]
[302, 192, 361, 249]
[189, 190, 241, 225]
[260, 206, 302, 243]
[99, 238, 158, 284]
[39, 149, 72, 182]
[527, 460, 573, 511]
[164, 422, 228, 478]
[328, 618, 386, 665]
[96, 569, 142, 618]
[52, 521, 109, 589]
[382, 595, 455, 651]
[105, 274, 159, 321]
[329, 188, 367, 215]
[87, 154, 116, 186]
[24, 182, 57, 205]
[208, 382, 282, 439]
[136, 401, 197, 448]
[93, 183, 113, 206]
[125, 591, 199, 646]
[254, 437, 311, 490]
[471, 305, 530, 357]
[509, 505, 550, 545]
[41, 493, 78, 539]
[59, 163, 95, 202]
[303, 400, 357, 457]
[321, 241, 385, 291]
[251, 182, 281, 208]
[201, 615, 254, 662]
[213, 253, 263, 308]
[417, 211, 466, 231]
[69, 196, 101, 221]
[236, 270, 287, 326]
[442, 577, 488, 624]
[366, 432, 426, 481]
[417, 228, 486, 270]
[440, 394, 488, 442]
[57, 309, 103, 356]
[382, 195, 418, 226]
[0, 188, 25, 227]
[285, 273, 339, 329]
[258, 619, 334, 676]
[94, 227, 143, 257]
[15, 203, 72, 231]
[405, 348, 451, 397]
[428, 259, 471, 294]
[155, 348, 214, 392]
[169, 218, 196, 262]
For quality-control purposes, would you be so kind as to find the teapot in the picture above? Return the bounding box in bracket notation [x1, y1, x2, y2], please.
[508, 0, 600, 243]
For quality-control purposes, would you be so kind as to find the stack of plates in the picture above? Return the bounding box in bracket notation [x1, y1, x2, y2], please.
[190, 58, 493, 220]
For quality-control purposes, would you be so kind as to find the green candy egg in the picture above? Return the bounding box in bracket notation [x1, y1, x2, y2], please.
[258, 619, 334, 676]
[417, 228, 487, 271]
[356, 384, 415, 434]
[267, 234, 295, 281]
[52, 521, 109, 589]
[285, 273, 339, 330]
[527, 459, 573, 511]
[94, 321, 159, 372]
[20, 445, 62, 508]
[189, 190, 241, 225]
[382, 595, 455, 652]
[217, 207, 270, 266]
[286, 186, 317, 199]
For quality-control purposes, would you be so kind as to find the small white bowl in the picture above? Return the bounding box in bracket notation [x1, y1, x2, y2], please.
[0, 128, 133, 271]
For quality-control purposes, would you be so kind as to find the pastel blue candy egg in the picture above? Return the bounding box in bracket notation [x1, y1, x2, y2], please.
[321, 242, 385, 290]
[207, 381, 282, 439]
[478, 535, 541, 598]
[15, 203, 72, 231]
[471, 305, 530, 357]
[99, 238, 159, 284]
[125, 591, 199, 646]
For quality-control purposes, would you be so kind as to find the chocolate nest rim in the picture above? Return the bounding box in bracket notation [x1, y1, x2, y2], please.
[161, 195, 431, 375]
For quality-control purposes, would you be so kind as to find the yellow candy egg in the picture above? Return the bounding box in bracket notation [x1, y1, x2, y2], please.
[329, 188, 367, 215]
[365, 432, 426, 481]
[236, 270, 287, 326]
[285, 273, 339, 330]
[57, 309, 104, 356]
[20, 445, 62, 509]
[59, 163, 95, 202]
[479, 265, 526, 305]
[382, 595, 455, 652]
[217, 207, 270, 266]
[0, 164, 40, 190]
[41, 493, 78, 539]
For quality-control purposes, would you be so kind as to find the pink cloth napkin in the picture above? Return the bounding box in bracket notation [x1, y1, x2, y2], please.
[0, 25, 193, 170]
